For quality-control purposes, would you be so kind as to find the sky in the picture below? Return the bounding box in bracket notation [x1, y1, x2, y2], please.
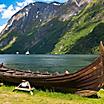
[0, 0, 68, 32]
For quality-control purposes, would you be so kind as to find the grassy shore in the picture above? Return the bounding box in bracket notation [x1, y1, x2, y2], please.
[0, 85, 104, 104]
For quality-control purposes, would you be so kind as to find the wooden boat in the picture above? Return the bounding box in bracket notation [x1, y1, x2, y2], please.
[0, 41, 104, 96]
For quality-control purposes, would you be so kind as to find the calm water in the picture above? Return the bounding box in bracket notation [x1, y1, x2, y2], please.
[0, 54, 98, 73]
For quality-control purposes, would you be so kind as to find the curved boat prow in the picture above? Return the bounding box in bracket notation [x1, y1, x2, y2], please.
[99, 41, 104, 55]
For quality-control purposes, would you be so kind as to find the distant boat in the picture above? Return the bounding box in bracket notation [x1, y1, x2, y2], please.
[25, 51, 30, 55]
[16, 52, 19, 54]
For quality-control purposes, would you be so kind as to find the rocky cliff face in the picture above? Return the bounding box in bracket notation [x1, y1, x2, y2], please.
[1, 2, 61, 35]
[0, 0, 92, 54]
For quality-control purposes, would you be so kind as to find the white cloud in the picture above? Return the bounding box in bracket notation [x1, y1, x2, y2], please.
[0, 4, 6, 12]
[43, 0, 68, 3]
[43, 0, 55, 3]
[1, 0, 35, 19]
[1, 5, 20, 19]
[0, 24, 6, 33]
[17, 0, 35, 7]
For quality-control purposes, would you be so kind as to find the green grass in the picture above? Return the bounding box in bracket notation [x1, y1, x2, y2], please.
[0, 85, 104, 104]
[52, 0, 104, 54]
[1, 36, 17, 51]
[52, 23, 97, 54]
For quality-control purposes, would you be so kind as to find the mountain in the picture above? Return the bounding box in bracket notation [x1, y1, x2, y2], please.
[0, 0, 97, 54]
[52, 0, 104, 54]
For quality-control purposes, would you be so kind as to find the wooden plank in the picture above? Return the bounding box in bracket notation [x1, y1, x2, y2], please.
[14, 87, 34, 91]
[75, 90, 97, 97]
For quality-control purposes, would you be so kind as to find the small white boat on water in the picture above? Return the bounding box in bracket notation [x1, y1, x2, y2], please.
[25, 51, 30, 55]
[16, 51, 19, 54]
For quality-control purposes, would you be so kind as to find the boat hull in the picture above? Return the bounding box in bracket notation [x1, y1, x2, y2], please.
[0, 41, 104, 96]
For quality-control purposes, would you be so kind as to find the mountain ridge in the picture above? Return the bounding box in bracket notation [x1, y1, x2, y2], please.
[0, 0, 102, 54]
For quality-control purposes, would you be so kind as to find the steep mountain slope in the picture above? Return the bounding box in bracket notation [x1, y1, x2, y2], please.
[52, 0, 104, 54]
[0, 0, 92, 54]
[0, 1, 79, 54]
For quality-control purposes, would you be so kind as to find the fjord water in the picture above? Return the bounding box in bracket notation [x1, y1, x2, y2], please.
[0, 54, 97, 73]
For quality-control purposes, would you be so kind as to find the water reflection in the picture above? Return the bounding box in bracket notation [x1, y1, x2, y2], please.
[0, 54, 98, 73]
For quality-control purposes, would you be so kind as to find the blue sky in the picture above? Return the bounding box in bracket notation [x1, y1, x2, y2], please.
[0, 0, 68, 32]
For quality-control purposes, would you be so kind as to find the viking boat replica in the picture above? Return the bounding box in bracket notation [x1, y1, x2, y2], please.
[0, 41, 104, 96]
